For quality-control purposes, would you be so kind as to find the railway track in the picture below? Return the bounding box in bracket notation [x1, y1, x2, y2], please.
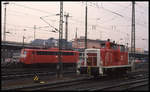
[2, 71, 76, 80]
[2, 70, 148, 91]
[2, 76, 93, 91]
[2, 70, 53, 76]
[2, 66, 77, 80]
[2, 67, 56, 74]
[49, 72, 148, 91]
[88, 74, 148, 91]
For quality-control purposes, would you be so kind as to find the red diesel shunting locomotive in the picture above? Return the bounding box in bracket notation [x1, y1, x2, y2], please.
[20, 48, 79, 67]
[78, 41, 133, 77]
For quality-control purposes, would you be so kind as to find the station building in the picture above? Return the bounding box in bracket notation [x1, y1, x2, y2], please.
[72, 36, 107, 49]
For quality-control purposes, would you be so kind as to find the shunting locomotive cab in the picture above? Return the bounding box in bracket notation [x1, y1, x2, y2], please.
[78, 49, 102, 77]
[77, 41, 132, 77]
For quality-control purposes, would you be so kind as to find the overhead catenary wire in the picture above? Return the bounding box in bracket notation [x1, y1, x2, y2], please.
[82, 2, 148, 29]
[6, 2, 148, 24]
[69, 19, 130, 37]
[80, 2, 133, 34]
[81, 2, 124, 18]
[1, 23, 58, 34]
[97, 4, 132, 24]
[1, 23, 34, 28]
[70, 17, 113, 31]
[40, 17, 59, 32]
[6, 7, 60, 25]
[7, 8, 42, 18]
[10, 3, 56, 15]
[9, 2, 147, 27]
[6, 1, 147, 29]
[2, 2, 148, 45]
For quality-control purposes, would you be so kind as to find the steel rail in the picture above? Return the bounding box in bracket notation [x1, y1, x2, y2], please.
[126, 81, 148, 90]
[89, 77, 148, 91]
[24, 77, 93, 91]
[2, 69, 148, 91]
[47, 72, 149, 91]
[2, 71, 76, 80]
[2, 76, 92, 91]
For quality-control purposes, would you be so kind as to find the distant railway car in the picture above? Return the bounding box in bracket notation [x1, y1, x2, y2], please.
[78, 41, 133, 77]
[19, 48, 79, 67]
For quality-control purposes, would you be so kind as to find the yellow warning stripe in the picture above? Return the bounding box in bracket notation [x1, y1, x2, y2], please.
[34, 75, 39, 81]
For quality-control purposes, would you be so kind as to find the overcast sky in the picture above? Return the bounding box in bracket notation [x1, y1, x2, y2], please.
[1, 1, 149, 50]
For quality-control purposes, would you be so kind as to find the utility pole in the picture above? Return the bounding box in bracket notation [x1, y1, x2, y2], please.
[131, 1, 135, 71]
[131, 1, 135, 57]
[75, 28, 78, 48]
[57, 1, 63, 78]
[3, 2, 9, 43]
[23, 29, 26, 49]
[64, 13, 70, 49]
[23, 36, 25, 49]
[3, 2, 9, 63]
[75, 28, 78, 39]
[34, 25, 36, 41]
[85, 2, 88, 49]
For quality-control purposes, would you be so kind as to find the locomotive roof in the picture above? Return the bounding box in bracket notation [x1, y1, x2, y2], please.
[23, 48, 78, 52]
[100, 41, 125, 46]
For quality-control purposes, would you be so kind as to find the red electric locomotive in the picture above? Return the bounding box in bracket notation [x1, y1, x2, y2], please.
[78, 41, 133, 77]
[19, 48, 79, 68]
